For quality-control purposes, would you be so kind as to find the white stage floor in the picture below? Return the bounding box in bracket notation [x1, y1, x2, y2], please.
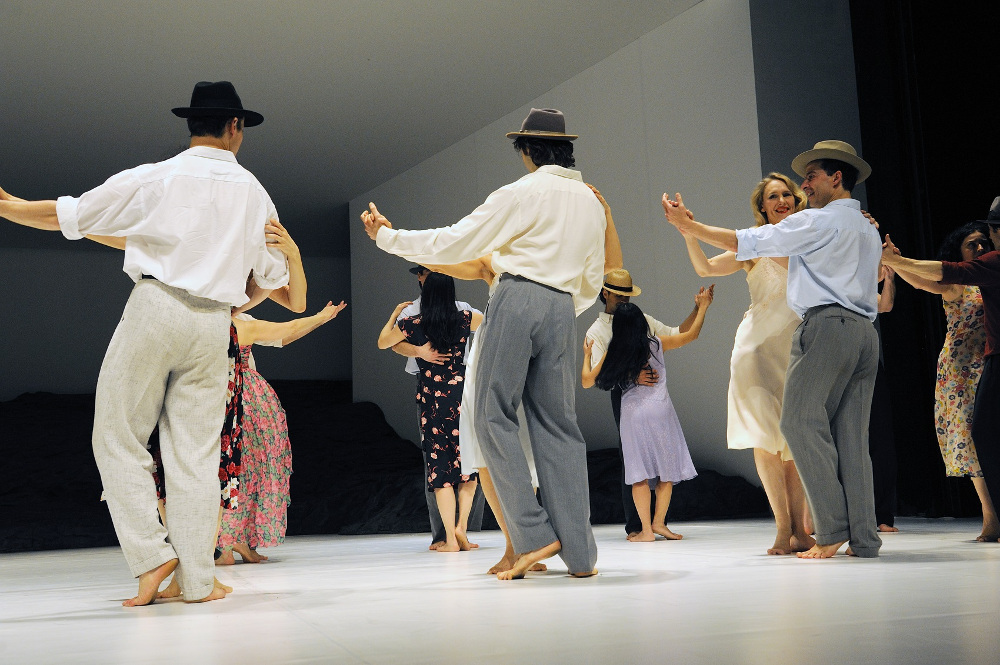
[2, 518, 998, 664]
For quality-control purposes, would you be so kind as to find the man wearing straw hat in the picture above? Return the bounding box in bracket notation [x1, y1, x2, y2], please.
[882, 197, 1000, 540]
[362, 108, 606, 579]
[584, 268, 710, 536]
[663, 140, 882, 559]
[0, 81, 289, 602]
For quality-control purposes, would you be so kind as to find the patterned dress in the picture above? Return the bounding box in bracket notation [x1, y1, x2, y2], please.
[399, 311, 478, 490]
[935, 286, 987, 477]
[218, 343, 293, 550]
[151, 322, 244, 509]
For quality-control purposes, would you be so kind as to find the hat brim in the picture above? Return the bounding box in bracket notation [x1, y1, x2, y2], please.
[408, 266, 429, 275]
[506, 130, 578, 141]
[603, 285, 641, 297]
[791, 148, 871, 184]
[172, 107, 264, 127]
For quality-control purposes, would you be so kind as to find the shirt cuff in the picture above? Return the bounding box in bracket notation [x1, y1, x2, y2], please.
[253, 257, 291, 290]
[375, 225, 397, 250]
[734, 228, 758, 261]
[56, 196, 84, 240]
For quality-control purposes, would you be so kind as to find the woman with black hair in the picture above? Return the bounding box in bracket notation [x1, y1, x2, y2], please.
[379, 272, 484, 552]
[892, 221, 998, 541]
[581, 295, 711, 541]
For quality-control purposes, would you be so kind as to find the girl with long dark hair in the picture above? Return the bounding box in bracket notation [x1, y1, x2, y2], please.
[379, 272, 483, 552]
[582, 295, 711, 541]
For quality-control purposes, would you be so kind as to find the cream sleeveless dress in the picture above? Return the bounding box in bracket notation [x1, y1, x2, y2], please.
[726, 257, 801, 460]
[459, 276, 538, 486]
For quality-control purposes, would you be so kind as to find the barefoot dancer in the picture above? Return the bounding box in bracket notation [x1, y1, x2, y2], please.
[364, 109, 612, 578]
[665, 141, 882, 559]
[379, 274, 482, 552]
[0, 81, 289, 602]
[583, 296, 712, 541]
[883, 202, 1000, 542]
[396, 265, 484, 551]
[583, 268, 705, 539]
[673, 173, 815, 555]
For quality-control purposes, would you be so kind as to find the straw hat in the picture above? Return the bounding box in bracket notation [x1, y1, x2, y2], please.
[791, 140, 871, 184]
[603, 268, 641, 297]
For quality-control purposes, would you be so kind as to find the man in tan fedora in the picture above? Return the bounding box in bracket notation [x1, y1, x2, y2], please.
[662, 140, 883, 559]
[583, 268, 712, 537]
[363, 108, 610, 579]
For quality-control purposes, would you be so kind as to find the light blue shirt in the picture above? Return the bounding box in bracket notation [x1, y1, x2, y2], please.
[735, 198, 880, 321]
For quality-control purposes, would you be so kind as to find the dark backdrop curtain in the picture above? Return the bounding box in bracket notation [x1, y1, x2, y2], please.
[849, 0, 1000, 517]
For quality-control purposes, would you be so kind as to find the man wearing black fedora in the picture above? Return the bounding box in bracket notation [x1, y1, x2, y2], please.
[0, 80, 288, 603]
[882, 197, 1000, 538]
[664, 140, 883, 559]
[362, 108, 605, 579]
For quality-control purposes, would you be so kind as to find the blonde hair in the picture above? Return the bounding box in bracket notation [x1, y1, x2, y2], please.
[751, 172, 807, 227]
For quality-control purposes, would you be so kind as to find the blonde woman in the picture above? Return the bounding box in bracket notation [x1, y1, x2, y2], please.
[675, 173, 814, 555]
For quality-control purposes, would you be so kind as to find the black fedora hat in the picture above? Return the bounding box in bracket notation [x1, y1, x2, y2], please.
[505, 108, 577, 141]
[980, 196, 1000, 225]
[408, 265, 430, 275]
[171, 81, 264, 127]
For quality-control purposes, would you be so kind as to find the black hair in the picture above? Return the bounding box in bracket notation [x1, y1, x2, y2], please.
[187, 115, 243, 138]
[419, 272, 464, 349]
[598, 289, 606, 305]
[815, 158, 859, 193]
[594, 303, 655, 391]
[936, 222, 993, 262]
[512, 136, 576, 168]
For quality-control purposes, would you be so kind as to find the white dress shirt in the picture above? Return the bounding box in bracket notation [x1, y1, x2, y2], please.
[396, 296, 479, 375]
[735, 198, 880, 320]
[56, 146, 289, 306]
[585, 311, 680, 365]
[376, 165, 605, 315]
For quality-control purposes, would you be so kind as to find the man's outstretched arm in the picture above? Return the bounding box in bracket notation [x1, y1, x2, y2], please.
[0, 198, 60, 231]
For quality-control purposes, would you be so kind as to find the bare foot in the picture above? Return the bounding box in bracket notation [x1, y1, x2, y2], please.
[877, 524, 899, 533]
[627, 530, 655, 542]
[156, 576, 181, 600]
[215, 549, 236, 566]
[652, 524, 683, 540]
[214, 578, 233, 593]
[123, 558, 178, 607]
[570, 569, 598, 578]
[488, 554, 547, 574]
[497, 540, 561, 580]
[428, 541, 445, 551]
[796, 541, 847, 559]
[185, 585, 227, 603]
[976, 525, 999, 542]
[436, 537, 461, 553]
[455, 530, 479, 551]
[626, 531, 640, 540]
[232, 542, 268, 563]
[789, 533, 816, 553]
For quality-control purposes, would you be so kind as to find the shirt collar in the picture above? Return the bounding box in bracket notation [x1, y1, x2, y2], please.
[535, 164, 583, 181]
[181, 146, 239, 163]
[825, 198, 861, 210]
[599, 311, 613, 323]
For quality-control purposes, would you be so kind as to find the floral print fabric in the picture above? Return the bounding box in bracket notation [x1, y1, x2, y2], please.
[935, 286, 987, 477]
[398, 311, 478, 490]
[217, 344, 293, 550]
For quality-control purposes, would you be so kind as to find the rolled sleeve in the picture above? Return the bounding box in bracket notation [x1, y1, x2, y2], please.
[735, 228, 760, 261]
[253, 246, 289, 290]
[56, 196, 83, 240]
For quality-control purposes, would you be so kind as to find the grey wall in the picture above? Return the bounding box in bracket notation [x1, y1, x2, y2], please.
[351, 0, 767, 481]
[0, 247, 351, 401]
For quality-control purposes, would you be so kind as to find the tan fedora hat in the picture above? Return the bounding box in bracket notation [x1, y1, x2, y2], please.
[603, 268, 641, 297]
[505, 108, 578, 141]
[791, 140, 872, 184]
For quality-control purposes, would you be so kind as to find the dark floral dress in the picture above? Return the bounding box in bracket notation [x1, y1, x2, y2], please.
[151, 322, 244, 509]
[398, 311, 478, 490]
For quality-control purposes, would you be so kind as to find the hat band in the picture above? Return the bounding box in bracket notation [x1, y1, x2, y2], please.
[605, 282, 633, 293]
